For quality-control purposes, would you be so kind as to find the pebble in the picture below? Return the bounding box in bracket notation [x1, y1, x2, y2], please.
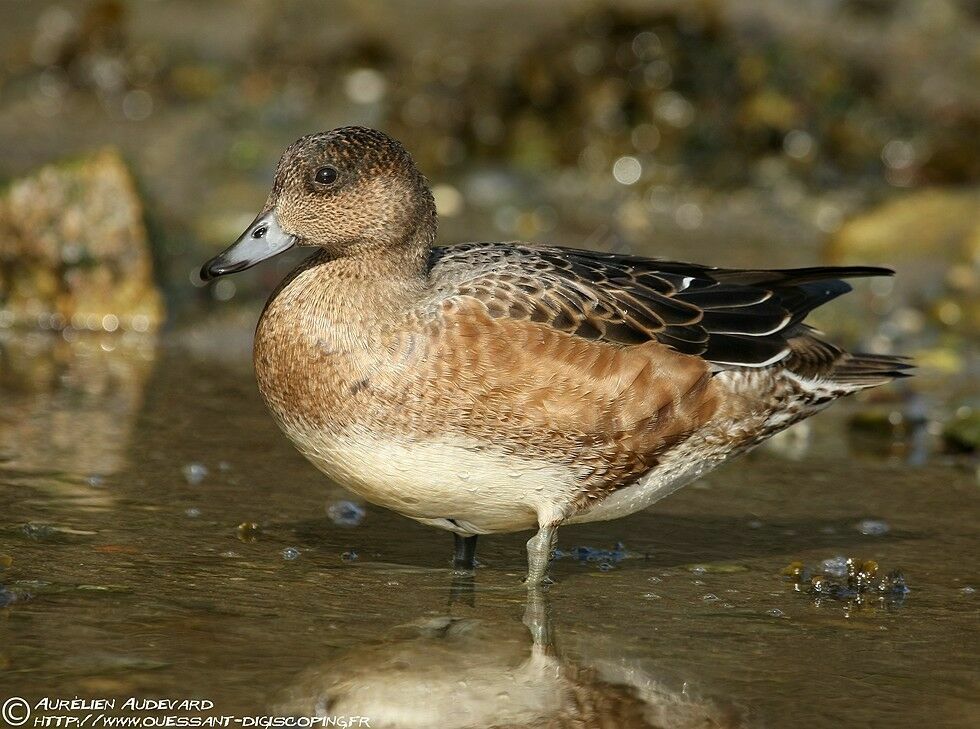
[0, 586, 18, 607]
[181, 463, 208, 485]
[236, 522, 260, 542]
[820, 556, 849, 578]
[857, 519, 890, 536]
[327, 500, 365, 526]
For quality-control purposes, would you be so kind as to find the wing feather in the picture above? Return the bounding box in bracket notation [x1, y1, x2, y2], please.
[428, 243, 892, 369]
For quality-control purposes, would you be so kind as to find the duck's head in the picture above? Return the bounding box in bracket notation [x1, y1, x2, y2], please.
[201, 127, 435, 280]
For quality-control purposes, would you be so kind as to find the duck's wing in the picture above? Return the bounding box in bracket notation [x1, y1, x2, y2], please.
[428, 242, 892, 369]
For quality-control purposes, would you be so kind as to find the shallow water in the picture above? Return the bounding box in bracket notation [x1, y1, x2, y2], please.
[1, 335, 977, 728]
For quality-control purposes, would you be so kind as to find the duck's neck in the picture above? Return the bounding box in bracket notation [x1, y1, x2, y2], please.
[261, 236, 430, 355]
[315, 201, 436, 313]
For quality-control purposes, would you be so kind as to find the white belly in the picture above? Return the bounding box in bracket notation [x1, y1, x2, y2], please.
[283, 412, 746, 534]
[286, 424, 577, 534]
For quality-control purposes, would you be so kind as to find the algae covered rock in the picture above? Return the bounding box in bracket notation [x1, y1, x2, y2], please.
[0, 148, 164, 332]
[943, 408, 980, 454]
[783, 556, 910, 608]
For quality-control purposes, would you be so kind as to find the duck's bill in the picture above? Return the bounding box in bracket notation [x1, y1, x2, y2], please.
[200, 210, 297, 281]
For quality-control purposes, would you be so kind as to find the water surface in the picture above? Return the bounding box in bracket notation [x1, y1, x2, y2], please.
[1, 336, 977, 728]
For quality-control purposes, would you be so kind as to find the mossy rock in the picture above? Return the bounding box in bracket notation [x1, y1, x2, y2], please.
[826, 188, 980, 333]
[0, 148, 165, 332]
[943, 409, 980, 453]
[827, 189, 980, 266]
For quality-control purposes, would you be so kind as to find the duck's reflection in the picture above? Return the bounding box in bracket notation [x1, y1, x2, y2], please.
[276, 588, 743, 729]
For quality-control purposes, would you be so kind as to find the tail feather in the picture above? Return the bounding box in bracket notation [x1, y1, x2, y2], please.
[786, 335, 913, 393]
[713, 265, 893, 287]
[829, 352, 914, 389]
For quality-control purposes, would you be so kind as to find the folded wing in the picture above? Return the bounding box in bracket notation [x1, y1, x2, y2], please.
[428, 243, 894, 369]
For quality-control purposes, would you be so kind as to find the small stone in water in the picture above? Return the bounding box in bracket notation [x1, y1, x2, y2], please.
[598, 561, 613, 571]
[552, 543, 631, 566]
[182, 463, 209, 485]
[185, 507, 201, 518]
[703, 593, 719, 601]
[87, 474, 105, 487]
[0, 586, 18, 607]
[341, 550, 358, 561]
[20, 523, 59, 541]
[960, 586, 975, 595]
[878, 570, 909, 597]
[820, 556, 849, 578]
[766, 608, 785, 617]
[282, 547, 300, 561]
[782, 561, 805, 579]
[236, 522, 260, 542]
[327, 500, 365, 526]
[857, 519, 890, 536]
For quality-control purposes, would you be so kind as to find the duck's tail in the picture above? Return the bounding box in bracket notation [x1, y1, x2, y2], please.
[785, 332, 913, 395]
[826, 351, 914, 390]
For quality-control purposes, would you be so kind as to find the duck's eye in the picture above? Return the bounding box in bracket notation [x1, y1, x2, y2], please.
[314, 166, 338, 185]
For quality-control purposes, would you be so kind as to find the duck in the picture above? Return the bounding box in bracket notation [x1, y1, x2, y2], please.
[201, 126, 909, 586]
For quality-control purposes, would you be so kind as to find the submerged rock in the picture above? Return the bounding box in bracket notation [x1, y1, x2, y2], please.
[783, 556, 909, 607]
[552, 541, 644, 567]
[0, 148, 164, 332]
[327, 499, 366, 527]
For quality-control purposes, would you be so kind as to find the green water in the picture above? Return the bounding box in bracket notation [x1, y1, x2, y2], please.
[0, 335, 977, 728]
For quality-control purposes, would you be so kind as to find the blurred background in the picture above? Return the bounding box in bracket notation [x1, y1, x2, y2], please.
[1, 0, 976, 450]
[0, 0, 976, 506]
[1, 3, 979, 723]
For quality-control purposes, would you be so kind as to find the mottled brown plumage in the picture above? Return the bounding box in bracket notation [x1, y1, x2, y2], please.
[203, 126, 909, 585]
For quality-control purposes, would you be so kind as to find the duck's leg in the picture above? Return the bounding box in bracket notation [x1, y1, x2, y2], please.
[452, 533, 478, 571]
[525, 522, 558, 586]
[523, 585, 553, 646]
